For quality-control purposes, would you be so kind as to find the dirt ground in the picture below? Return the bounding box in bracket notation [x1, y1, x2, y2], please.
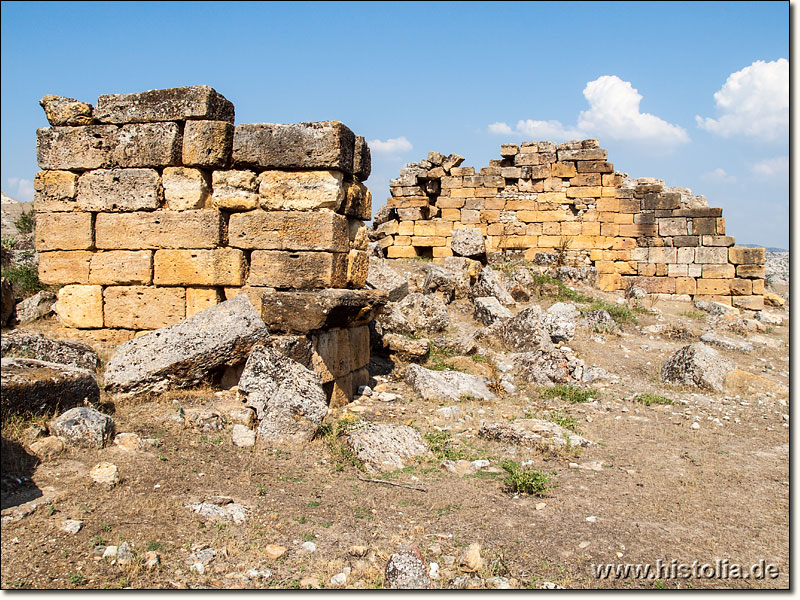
[0, 267, 790, 590]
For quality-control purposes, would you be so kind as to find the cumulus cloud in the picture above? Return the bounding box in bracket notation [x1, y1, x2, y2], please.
[368, 136, 413, 154]
[6, 177, 34, 202]
[489, 75, 689, 149]
[700, 168, 737, 184]
[696, 58, 788, 141]
[751, 156, 788, 178]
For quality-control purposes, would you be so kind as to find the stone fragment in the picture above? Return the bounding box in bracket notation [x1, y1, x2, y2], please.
[763, 293, 785, 308]
[661, 343, 734, 392]
[491, 306, 554, 352]
[55, 285, 103, 328]
[113, 122, 181, 167]
[396, 293, 449, 333]
[29, 436, 65, 460]
[35, 212, 93, 251]
[422, 264, 464, 303]
[374, 303, 415, 335]
[343, 423, 430, 472]
[154, 248, 246, 286]
[233, 122, 356, 174]
[103, 286, 186, 330]
[354, 135, 371, 181]
[113, 432, 142, 451]
[699, 333, 754, 353]
[258, 170, 344, 211]
[264, 545, 287, 560]
[50, 407, 114, 448]
[15, 290, 56, 323]
[405, 363, 495, 402]
[77, 168, 160, 212]
[39, 95, 93, 126]
[187, 502, 249, 524]
[232, 424, 256, 448]
[36, 125, 117, 170]
[89, 250, 152, 285]
[385, 547, 430, 590]
[33, 170, 78, 212]
[544, 302, 577, 343]
[162, 167, 210, 210]
[95, 85, 234, 124]
[248, 250, 346, 288]
[238, 344, 328, 443]
[382, 333, 430, 362]
[228, 210, 348, 252]
[340, 181, 372, 220]
[95, 210, 222, 249]
[694, 300, 738, 316]
[90, 462, 120, 487]
[441, 153, 465, 172]
[459, 543, 483, 572]
[182, 120, 234, 168]
[211, 170, 259, 211]
[479, 419, 592, 449]
[365, 260, 409, 301]
[257, 289, 387, 334]
[512, 349, 581, 386]
[104, 294, 268, 395]
[724, 369, 787, 397]
[451, 228, 486, 258]
[470, 266, 515, 306]
[473, 296, 512, 326]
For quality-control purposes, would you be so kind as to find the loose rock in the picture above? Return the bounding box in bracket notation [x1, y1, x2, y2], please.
[90, 462, 120, 486]
[405, 364, 496, 402]
[385, 547, 430, 589]
[1, 331, 99, 371]
[50, 407, 114, 448]
[661, 343, 734, 392]
[343, 423, 430, 473]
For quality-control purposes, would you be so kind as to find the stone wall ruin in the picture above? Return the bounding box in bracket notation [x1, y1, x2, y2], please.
[373, 141, 766, 310]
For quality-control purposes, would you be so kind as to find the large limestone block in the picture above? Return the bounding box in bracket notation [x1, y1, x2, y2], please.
[39, 94, 93, 126]
[238, 344, 327, 443]
[349, 325, 370, 370]
[233, 121, 356, 174]
[248, 250, 347, 288]
[729, 246, 765, 265]
[211, 170, 259, 211]
[346, 250, 368, 288]
[113, 122, 181, 167]
[182, 120, 234, 168]
[1, 331, 99, 371]
[95, 210, 222, 249]
[162, 167, 210, 210]
[1, 358, 100, 419]
[104, 294, 268, 395]
[95, 85, 234, 124]
[661, 343, 733, 392]
[405, 364, 496, 402]
[154, 248, 246, 286]
[228, 210, 348, 252]
[556, 148, 607, 161]
[89, 251, 152, 285]
[37, 125, 117, 170]
[339, 182, 372, 220]
[344, 424, 430, 473]
[186, 288, 222, 317]
[258, 289, 387, 333]
[33, 170, 78, 212]
[310, 328, 353, 383]
[39, 251, 92, 285]
[55, 285, 104, 328]
[103, 286, 186, 330]
[353, 135, 371, 181]
[36, 212, 93, 251]
[258, 170, 344, 211]
[77, 168, 160, 212]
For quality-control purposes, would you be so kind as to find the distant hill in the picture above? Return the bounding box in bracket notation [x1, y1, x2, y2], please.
[739, 243, 788, 253]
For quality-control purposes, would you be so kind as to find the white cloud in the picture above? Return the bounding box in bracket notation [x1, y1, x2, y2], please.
[488, 75, 689, 149]
[368, 136, 413, 154]
[751, 156, 789, 178]
[700, 168, 737, 184]
[696, 58, 788, 141]
[6, 177, 34, 202]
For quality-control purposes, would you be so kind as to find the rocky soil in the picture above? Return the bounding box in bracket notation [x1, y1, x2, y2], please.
[0, 256, 790, 590]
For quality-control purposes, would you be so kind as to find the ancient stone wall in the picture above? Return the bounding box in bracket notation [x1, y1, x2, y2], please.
[374, 141, 765, 310]
[33, 85, 383, 404]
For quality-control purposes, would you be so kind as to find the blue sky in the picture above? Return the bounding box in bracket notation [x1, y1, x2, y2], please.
[1, 1, 789, 247]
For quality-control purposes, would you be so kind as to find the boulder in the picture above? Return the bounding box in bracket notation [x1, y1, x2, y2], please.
[382, 333, 430, 362]
[396, 293, 449, 333]
[661, 343, 734, 392]
[473, 296, 512, 326]
[1, 331, 99, 370]
[490, 306, 554, 352]
[422, 264, 462, 303]
[431, 333, 478, 356]
[238, 344, 328, 443]
[104, 294, 269, 396]
[405, 364, 496, 402]
[1, 358, 100, 418]
[14, 290, 56, 324]
[469, 266, 515, 306]
[385, 547, 430, 589]
[513, 349, 582, 386]
[543, 302, 578, 342]
[365, 261, 409, 302]
[90, 462, 120, 486]
[451, 228, 485, 258]
[29, 436, 66, 460]
[699, 333, 754, 353]
[50, 407, 114, 448]
[479, 419, 592, 449]
[343, 423, 430, 473]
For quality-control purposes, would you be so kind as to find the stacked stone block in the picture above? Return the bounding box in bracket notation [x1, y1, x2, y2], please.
[375, 140, 765, 309]
[34, 85, 381, 404]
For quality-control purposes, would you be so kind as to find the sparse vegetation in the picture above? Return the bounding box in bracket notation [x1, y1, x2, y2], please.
[580, 299, 646, 325]
[2, 264, 47, 297]
[423, 430, 475, 461]
[14, 209, 35, 235]
[679, 310, 707, 320]
[316, 415, 365, 471]
[500, 460, 556, 496]
[548, 410, 580, 432]
[633, 393, 675, 406]
[540, 384, 597, 404]
[530, 274, 593, 303]
[426, 344, 458, 372]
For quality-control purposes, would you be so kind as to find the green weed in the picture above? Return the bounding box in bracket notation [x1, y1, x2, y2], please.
[15, 209, 35, 235]
[2, 264, 47, 297]
[633, 393, 675, 406]
[540, 384, 597, 404]
[500, 460, 556, 496]
[548, 410, 580, 432]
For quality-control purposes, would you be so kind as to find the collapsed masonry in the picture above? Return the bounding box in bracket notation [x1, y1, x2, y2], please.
[373, 141, 766, 310]
[33, 85, 386, 405]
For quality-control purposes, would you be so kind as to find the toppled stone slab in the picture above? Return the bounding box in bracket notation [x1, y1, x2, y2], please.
[699, 332, 754, 353]
[50, 407, 114, 448]
[365, 260, 409, 302]
[187, 501, 250, 524]
[405, 364, 496, 402]
[451, 228, 485, 258]
[385, 547, 430, 589]
[104, 294, 269, 396]
[238, 345, 327, 443]
[258, 289, 387, 334]
[1, 331, 99, 371]
[661, 343, 734, 392]
[1, 358, 99, 418]
[694, 300, 739, 317]
[343, 423, 430, 473]
[479, 419, 592, 450]
[95, 85, 234, 124]
[489, 306, 554, 352]
[469, 266, 515, 306]
[473, 296, 512, 326]
[396, 293, 449, 333]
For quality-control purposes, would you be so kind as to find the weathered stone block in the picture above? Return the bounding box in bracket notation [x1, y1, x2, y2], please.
[346, 249, 368, 288]
[95, 210, 222, 249]
[257, 170, 344, 211]
[696, 278, 731, 295]
[695, 247, 728, 264]
[56, 285, 103, 328]
[340, 182, 372, 220]
[387, 246, 418, 258]
[228, 210, 348, 252]
[732, 295, 764, 311]
[113, 122, 181, 167]
[182, 120, 234, 168]
[575, 160, 613, 173]
[702, 264, 735, 279]
[162, 167, 210, 210]
[675, 277, 697, 296]
[186, 288, 222, 317]
[500, 144, 519, 157]
[348, 219, 368, 251]
[95, 85, 234, 124]
[349, 325, 370, 370]
[38, 251, 92, 285]
[658, 217, 687, 237]
[701, 235, 735, 247]
[730, 279, 752, 296]
[353, 135, 371, 181]
[212, 170, 259, 211]
[729, 246, 765, 265]
[642, 192, 680, 210]
[672, 235, 700, 247]
[37, 125, 117, 171]
[36, 212, 93, 251]
[258, 289, 387, 334]
[154, 248, 245, 286]
[103, 286, 186, 330]
[33, 170, 78, 212]
[77, 168, 160, 212]
[89, 251, 153, 285]
[557, 148, 608, 161]
[566, 186, 602, 198]
[736, 264, 765, 279]
[233, 121, 355, 174]
[39, 94, 93, 126]
[311, 328, 352, 383]
[248, 250, 346, 288]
